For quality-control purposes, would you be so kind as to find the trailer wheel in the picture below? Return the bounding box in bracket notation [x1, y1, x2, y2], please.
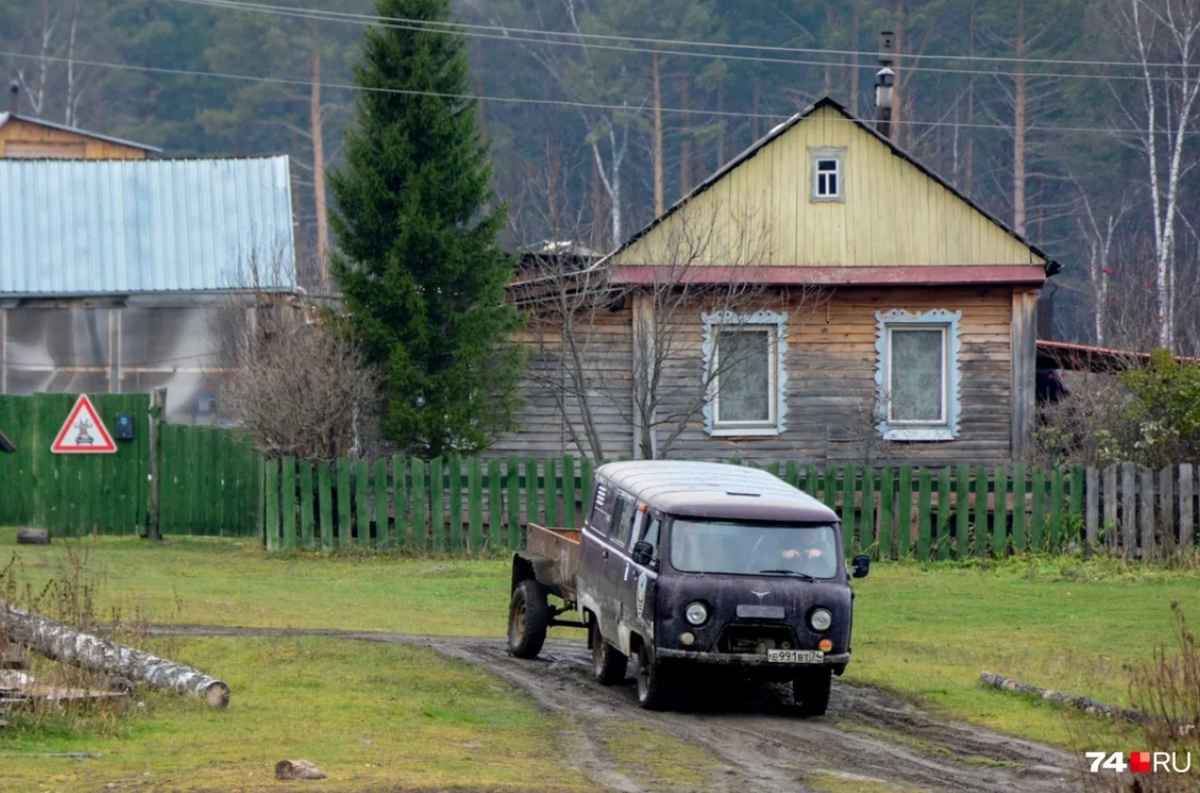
[507, 580, 549, 659]
[590, 620, 627, 685]
[792, 667, 832, 717]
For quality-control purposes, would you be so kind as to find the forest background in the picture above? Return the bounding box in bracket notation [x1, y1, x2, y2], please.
[5, 0, 1200, 355]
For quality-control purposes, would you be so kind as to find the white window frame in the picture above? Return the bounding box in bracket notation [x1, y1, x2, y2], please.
[809, 146, 846, 203]
[701, 310, 789, 437]
[874, 309, 962, 442]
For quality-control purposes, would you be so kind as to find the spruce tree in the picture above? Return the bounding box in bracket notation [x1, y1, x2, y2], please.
[330, 0, 525, 457]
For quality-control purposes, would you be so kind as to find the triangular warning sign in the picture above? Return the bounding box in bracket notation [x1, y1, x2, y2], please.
[51, 395, 117, 454]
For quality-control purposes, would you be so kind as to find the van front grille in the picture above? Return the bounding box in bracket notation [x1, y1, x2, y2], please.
[716, 625, 798, 654]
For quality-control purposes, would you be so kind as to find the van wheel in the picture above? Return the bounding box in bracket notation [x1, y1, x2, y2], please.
[792, 667, 832, 716]
[507, 580, 549, 659]
[590, 620, 627, 684]
[635, 643, 669, 710]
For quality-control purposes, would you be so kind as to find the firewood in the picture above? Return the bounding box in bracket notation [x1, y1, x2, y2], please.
[275, 760, 327, 780]
[0, 603, 230, 708]
[15, 529, 50, 545]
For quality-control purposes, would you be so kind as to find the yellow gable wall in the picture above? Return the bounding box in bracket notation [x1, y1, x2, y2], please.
[615, 103, 1045, 268]
[0, 118, 147, 160]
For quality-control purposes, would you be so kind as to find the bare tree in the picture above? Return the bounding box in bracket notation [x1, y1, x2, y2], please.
[514, 199, 826, 461]
[214, 251, 378, 462]
[1111, 0, 1200, 350]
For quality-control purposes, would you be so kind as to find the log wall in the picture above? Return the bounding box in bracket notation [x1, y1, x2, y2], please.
[497, 285, 1018, 465]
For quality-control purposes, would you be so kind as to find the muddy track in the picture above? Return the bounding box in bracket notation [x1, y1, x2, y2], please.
[154, 626, 1082, 792]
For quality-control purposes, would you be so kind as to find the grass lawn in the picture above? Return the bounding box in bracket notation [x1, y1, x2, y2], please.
[0, 635, 595, 793]
[3, 530, 1197, 750]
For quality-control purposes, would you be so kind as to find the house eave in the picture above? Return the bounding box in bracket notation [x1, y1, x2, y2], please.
[609, 264, 1048, 288]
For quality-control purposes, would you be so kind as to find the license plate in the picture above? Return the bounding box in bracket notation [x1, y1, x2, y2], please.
[767, 649, 824, 664]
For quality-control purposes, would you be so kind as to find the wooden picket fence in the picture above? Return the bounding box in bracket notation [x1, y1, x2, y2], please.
[159, 424, 262, 536]
[262, 456, 1199, 559]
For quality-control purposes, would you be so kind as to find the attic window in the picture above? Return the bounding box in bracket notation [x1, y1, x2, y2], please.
[810, 147, 846, 203]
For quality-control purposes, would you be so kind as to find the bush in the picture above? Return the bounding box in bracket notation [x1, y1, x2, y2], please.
[1120, 350, 1200, 468]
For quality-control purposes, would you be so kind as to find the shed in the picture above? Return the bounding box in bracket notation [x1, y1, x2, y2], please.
[0, 112, 159, 160]
[0, 156, 295, 424]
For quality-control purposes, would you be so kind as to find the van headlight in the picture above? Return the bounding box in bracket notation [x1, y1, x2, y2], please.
[685, 601, 709, 626]
[810, 608, 832, 632]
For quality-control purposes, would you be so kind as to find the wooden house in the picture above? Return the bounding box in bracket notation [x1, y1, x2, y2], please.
[0, 113, 159, 160]
[501, 98, 1060, 466]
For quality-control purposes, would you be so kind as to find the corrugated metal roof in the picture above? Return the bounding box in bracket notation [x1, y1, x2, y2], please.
[0, 112, 163, 153]
[0, 156, 296, 294]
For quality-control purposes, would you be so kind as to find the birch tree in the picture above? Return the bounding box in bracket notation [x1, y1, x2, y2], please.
[1112, 0, 1200, 350]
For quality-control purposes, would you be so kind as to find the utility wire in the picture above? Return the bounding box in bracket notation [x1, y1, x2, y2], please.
[1, 47, 1192, 137]
[173, 0, 1200, 81]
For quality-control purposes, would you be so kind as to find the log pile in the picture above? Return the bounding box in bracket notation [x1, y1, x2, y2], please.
[0, 603, 230, 709]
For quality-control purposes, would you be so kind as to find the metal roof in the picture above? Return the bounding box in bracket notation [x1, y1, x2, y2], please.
[0, 156, 296, 295]
[0, 112, 162, 153]
[596, 461, 838, 523]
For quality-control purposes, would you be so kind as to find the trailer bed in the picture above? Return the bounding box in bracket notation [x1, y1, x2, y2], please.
[525, 523, 581, 601]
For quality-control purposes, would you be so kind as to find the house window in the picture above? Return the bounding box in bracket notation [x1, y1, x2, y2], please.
[875, 309, 962, 441]
[701, 310, 789, 437]
[810, 146, 846, 203]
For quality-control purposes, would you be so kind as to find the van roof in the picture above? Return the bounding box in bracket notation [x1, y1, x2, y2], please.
[596, 461, 838, 523]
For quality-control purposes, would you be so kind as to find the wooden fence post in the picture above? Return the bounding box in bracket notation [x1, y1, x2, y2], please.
[264, 458, 279, 551]
[1121, 462, 1136, 555]
[393, 456, 408, 548]
[1181, 464, 1194, 551]
[506, 456, 520, 549]
[1103, 465, 1118, 549]
[897, 467, 913, 559]
[450, 454, 464, 552]
[337, 460, 353, 550]
[1012, 464, 1027, 552]
[878, 468, 894, 560]
[145, 388, 166, 541]
[411, 458, 427, 550]
[1140, 467, 1155, 560]
[975, 466, 989, 558]
[860, 467, 876, 556]
[842, 463, 857, 553]
[300, 460, 315, 550]
[917, 470, 932, 561]
[468, 459, 483, 550]
[936, 468, 951, 560]
[374, 458, 389, 550]
[488, 458, 502, 547]
[1085, 466, 1099, 548]
[1159, 466, 1174, 556]
[562, 456, 576, 530]
[992, 466, 1008, 557]
[318, 461, 333, 551]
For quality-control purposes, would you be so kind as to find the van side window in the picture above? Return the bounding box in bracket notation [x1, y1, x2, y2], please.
[641, 518, 660, 557]
[614, 499, 638, 547]
[607, 496, 625, 539]
[588, 482, 613, 534]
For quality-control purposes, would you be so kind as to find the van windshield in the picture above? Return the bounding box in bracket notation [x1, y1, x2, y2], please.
[669, 520, 840, 579]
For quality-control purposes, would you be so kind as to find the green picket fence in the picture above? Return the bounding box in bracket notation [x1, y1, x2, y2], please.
[0, 393, 150, 534]
[262, 457, 1199, 559]
[160, 424, 262, 536]
[262, 455, 596, 552]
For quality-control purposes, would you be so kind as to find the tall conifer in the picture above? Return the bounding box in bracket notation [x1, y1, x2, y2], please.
[330, 0, 524, 456]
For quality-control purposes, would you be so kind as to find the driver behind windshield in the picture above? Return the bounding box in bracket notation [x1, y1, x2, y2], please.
[758, 528, 837, 578]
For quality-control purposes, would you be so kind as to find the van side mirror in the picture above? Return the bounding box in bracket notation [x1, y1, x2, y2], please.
[632, 541, 654, 566]
[851, 555, 870, 579]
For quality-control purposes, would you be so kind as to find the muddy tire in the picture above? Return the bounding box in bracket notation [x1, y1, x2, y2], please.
[635, 643, 669, 710]
[590, 620, 627, 685]
[507, 580, 549, 659]
[793, 667, 832, 717]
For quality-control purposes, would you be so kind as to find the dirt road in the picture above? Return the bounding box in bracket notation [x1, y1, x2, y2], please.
[162, 626, 1082, 793]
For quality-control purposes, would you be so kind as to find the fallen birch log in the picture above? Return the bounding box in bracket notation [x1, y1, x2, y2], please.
[0, 604, 229, 709]
[15, 529, 51, 545]
[979, 671, 1147, 724]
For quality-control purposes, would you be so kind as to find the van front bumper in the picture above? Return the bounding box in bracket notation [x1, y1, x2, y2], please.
[656, 648, 850, 669]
